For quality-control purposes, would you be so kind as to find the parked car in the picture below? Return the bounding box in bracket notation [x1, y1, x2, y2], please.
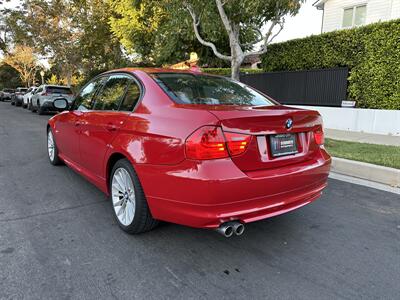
[11, 87, 28, 106]
[0, 88, 15, 102]
[47, 68, 331, 236]
[22, 86, 37, 108]
[30, 85, 74, 114]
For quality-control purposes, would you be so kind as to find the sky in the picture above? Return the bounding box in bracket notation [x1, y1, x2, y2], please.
[275, 0, 323, 43]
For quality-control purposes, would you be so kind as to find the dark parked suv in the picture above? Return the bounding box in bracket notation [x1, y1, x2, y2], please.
[11, 87, 28, 106]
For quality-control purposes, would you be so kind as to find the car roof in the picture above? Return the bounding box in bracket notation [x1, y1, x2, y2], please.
[106, 67, 205, 75]
[43, 85, 71, 88]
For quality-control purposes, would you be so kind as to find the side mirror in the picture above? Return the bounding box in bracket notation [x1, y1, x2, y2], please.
[53, 98, 69, 111]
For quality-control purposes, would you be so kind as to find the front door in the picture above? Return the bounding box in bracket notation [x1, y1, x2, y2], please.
[56, 77, 105, 164]
[79, 74, 134, 179]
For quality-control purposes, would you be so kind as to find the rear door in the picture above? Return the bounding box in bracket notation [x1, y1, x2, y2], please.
[79, 74, 140, 179]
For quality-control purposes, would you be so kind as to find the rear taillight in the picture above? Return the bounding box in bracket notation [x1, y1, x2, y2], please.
[186, 126, 228, 160]
[224, 131, 252, 156]
[185, 126, 251, 160]
[314, 130, 324, 145]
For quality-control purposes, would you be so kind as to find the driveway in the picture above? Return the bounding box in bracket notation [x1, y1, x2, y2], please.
[0, 102, 399, 299]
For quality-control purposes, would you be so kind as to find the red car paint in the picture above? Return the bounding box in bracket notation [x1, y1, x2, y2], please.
[48, 68, 331, 229]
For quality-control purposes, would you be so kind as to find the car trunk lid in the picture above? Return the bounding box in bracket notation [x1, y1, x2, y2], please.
[207, 105, 324, 172]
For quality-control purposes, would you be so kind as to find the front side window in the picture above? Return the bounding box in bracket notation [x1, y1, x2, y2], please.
[93, 75, 130, 111]
[73, 78, 105, 111]
[342, 5, 366, 28]
[152, 73, 275, 106]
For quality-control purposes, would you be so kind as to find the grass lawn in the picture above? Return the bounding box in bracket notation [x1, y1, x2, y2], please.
[324, 138, 400, 169]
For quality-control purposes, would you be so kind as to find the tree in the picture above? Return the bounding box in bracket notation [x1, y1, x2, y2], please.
[108, 0, 232, 67]
[0, 63, 23, 89]
[182, 0, 303, 79]
[3, 45, 38, 86]
[4, 0, 128, 84]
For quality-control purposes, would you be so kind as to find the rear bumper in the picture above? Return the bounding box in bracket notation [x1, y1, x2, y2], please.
[136, 148, 331, 228]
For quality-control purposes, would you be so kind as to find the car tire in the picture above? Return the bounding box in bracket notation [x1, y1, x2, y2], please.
[110, 159, 158, 234]
[11, 101, 15, 106]
[37, 103, 45, 115]
[47, 128, 62, 165]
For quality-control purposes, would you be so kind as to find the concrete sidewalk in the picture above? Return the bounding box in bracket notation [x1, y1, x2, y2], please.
[325, 128, 400, 146]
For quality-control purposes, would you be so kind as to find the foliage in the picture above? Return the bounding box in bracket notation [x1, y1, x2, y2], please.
[0, 63, 23, 89]
[325, 138, 400, 169]
[261, 19, 400, 110]
[4, 0, 128, 84]
[2, 45, 38, 86]
[108, 0, 231, 67]
[201, 68, 264, 76]
[177, 0, 303, 79]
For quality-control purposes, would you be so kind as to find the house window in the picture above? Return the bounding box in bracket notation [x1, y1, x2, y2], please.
[342, 5, 367, 28]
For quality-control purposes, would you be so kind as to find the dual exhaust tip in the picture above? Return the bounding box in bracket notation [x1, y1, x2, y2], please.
[216, 221, 245, 237]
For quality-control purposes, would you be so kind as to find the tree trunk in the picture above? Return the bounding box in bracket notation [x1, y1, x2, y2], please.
[231, 59, 241, 81]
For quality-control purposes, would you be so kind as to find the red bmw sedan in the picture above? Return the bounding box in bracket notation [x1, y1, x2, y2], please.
[47, 68, 331, 237]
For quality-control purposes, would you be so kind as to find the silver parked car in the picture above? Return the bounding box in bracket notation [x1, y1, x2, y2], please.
[0, 88, 15, 102]
[30, 85, 74, 114]
[22, 86, 37, 108]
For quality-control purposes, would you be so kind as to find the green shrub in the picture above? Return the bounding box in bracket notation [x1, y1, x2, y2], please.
[261, 19, 400, 110]
[201, 68, 264, 76]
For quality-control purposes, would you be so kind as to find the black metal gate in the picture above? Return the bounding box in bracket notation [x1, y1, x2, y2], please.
[240, 67, 348, 107]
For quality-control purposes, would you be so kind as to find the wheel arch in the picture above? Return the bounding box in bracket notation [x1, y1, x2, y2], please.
[105, 152, 132, 194]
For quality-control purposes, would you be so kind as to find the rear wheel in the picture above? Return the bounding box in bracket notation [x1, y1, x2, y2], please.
[110, 159, 158, 234]
[47, 129, 62, 165]
[38, 103, 45, 115]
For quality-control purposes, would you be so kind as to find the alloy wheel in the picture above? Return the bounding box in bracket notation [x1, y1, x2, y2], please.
[47, 130, 55, 161]
[112, 168, 136, 226]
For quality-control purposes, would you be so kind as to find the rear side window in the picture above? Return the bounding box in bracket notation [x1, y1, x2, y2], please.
[119, 80, 141, 111]
[46, 87, 72, 94]
[93, 75, 130, 111]
[73, 78, 105, 111]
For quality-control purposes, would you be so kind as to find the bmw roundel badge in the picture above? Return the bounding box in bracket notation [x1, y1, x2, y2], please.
[285, 118, 293, 129]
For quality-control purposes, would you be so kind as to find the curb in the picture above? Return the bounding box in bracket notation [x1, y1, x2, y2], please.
[331, 157, 400, 187]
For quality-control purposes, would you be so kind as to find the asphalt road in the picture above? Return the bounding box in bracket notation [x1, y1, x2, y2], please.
[0, 101, 399, 300]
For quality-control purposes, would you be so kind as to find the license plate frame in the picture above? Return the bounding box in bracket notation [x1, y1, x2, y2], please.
[269, 133, 298, 157]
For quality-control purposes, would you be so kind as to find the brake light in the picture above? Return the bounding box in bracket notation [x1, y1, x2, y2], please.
[314, 130, 324, 145]
[185, 126, 252, 160]
[224, 132, 252, 156]
[185, 126, 228, 160]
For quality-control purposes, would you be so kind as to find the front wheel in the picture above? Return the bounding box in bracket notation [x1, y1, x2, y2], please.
[47, 129, 62, 165]
[110, 159, 158, 234]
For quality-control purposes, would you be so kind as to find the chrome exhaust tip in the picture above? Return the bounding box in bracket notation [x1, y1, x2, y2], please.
[233, 222, 245, 236]
[216, 223, 234, 237]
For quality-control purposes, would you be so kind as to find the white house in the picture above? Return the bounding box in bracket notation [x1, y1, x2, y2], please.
[314, 0, 400, 32]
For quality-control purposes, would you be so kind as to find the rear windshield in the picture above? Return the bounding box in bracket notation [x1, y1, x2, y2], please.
[46, 87, 72, 94]
[4, 89, 14, 93]
[152, 73, 275, 106]
[18, 88, 28, 92]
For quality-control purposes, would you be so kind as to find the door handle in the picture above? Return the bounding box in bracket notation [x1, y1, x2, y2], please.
[75, 121, 82, 127]
[106, 123, 118, 132]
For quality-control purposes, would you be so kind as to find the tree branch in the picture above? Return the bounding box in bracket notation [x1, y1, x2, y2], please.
[184, 2, 231, 61]
[215, 0, 234, 36]
[243, 12, 285, 57]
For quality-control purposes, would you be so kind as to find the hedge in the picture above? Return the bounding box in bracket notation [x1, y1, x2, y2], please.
[261, 19, 400, 110]
[201, 68, 264, 76]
